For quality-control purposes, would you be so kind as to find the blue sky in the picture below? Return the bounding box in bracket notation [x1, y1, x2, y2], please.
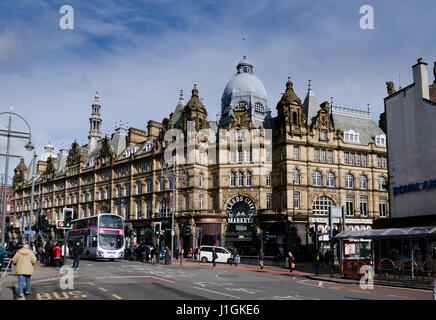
[0, 0, 435, 173]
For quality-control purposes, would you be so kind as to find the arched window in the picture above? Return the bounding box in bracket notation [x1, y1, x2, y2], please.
[254, 102, 264, 112]
[313, 196, 335, 216]
[346, 174, 354, 189]
[326, 172, 335, 187]
[359, 175, 368, 189]
[137, 182, 142, 194]
[313, 171, 322, 186]
[379, 176, 386, 190]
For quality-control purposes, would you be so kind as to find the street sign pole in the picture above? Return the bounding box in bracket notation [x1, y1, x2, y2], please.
[329, 207, 334, 278]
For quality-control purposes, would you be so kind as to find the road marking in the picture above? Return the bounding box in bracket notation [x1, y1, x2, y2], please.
[33, 277, 63, 284]
[99, 287, 107, 292]
[112, 294, 122, 300]
[389, 294, 408, 299]
[94, 275, 175, 283]
[351, 289, 371, 294]
[225, 288, 262, 295]
[193, 286, 240, 299]
[374, 284, 432, 293]
[319, 282, 323, 287]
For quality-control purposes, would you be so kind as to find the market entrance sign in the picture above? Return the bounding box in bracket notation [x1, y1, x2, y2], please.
[226, 195, 256, 224]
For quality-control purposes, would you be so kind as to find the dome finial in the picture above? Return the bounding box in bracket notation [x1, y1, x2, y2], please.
[94, 91, 100, 104]
[192, 84, 199, 97]
[242, 37, 246, 59]
[179, 89, 184, 103]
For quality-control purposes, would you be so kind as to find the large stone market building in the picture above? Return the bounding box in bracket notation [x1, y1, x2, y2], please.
[11, 56, 389, 259]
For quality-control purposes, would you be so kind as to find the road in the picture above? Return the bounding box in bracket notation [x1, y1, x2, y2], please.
[3, 259, 432, 301]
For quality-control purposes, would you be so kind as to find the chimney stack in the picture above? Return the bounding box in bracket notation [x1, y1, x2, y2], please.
[412, 58, 429, 100]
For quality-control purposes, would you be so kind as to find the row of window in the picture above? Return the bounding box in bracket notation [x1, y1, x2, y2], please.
[311, 196, 387, 217]
[280, 169, 387, 190]
[44, 193, 387, 221]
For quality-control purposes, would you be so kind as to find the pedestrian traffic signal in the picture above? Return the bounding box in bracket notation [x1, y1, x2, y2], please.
[63, 208, 74, 229]
[56, 220, 65, 229]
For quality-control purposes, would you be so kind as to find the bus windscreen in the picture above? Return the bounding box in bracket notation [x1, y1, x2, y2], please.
[99, 215, 123, 229]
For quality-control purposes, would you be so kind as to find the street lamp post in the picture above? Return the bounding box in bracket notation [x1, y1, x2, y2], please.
[160, 158, 187, 265]
[0, 111, 34, 249]
[0, 174, 13, 243]
[28, 151, 37, 244]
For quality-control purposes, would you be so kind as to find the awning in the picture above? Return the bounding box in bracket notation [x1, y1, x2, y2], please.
[334, 226, 436, 239]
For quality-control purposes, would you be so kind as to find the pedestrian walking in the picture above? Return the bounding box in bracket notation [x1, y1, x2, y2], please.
[156, 247, 160, 264]
[259, 248, 264, 270]
[288, 250, 295, 272]
[60, 242, 69, 267]
[44, 241, 51, 266]
[72, 241, 83, 270]
[232, 247, 238, 267]
[145, 246, 150, 263]
[11, 243, 37, 298]
[212, 248, 218, 267]
[52, 243, 62, 268]
[37, 243, 44, 263]
[129, 243, 135, 261]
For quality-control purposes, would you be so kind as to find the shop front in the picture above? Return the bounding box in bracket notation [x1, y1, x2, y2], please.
[224, 195, 257, 255]
[195, 218, 222, 248]
[131, 219, 153, 245]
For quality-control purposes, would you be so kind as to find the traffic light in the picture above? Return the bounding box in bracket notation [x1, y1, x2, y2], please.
[43, 218, 51, 232]
[155, 222, 161, 235]
[63, 208, 74, 229]
[56, 220, 65, 229]
[183, 226, 191, 237]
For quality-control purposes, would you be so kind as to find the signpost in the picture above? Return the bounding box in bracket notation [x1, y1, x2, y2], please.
[329, 206, 344, 277]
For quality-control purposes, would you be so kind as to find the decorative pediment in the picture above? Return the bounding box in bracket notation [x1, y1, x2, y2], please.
[67, 141, 81, 166]
[228, 105, 255, 130]
[313, 101, 334, 131]
[13, 157, 27, 189]
[43, 156, 56, 181]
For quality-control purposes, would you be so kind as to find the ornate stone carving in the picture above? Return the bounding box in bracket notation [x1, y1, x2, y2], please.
[13, 158, 27, 189]
[386, 81, 396, 95]
[228, 105, 255, 130]
[313, 101, 334, 131]
[43, 156, 56, 181]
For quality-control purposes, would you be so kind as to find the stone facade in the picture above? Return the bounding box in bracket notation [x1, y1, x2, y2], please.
[11, 57, 389, 260]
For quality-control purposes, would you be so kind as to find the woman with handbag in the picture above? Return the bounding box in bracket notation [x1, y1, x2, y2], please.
[288, 251, 295, 272]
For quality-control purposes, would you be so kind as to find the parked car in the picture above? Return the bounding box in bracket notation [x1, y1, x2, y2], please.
[199, 246, 232, 264]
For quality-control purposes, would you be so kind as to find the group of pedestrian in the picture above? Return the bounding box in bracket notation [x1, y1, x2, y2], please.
[128, 242, 160, 264]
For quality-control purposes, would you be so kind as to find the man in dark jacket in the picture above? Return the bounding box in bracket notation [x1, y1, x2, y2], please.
[72, 242, 83, 270]
[212, 248, 218, 267]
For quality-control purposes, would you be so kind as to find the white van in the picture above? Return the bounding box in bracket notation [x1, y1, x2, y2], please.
[199, 246, 232, 264]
